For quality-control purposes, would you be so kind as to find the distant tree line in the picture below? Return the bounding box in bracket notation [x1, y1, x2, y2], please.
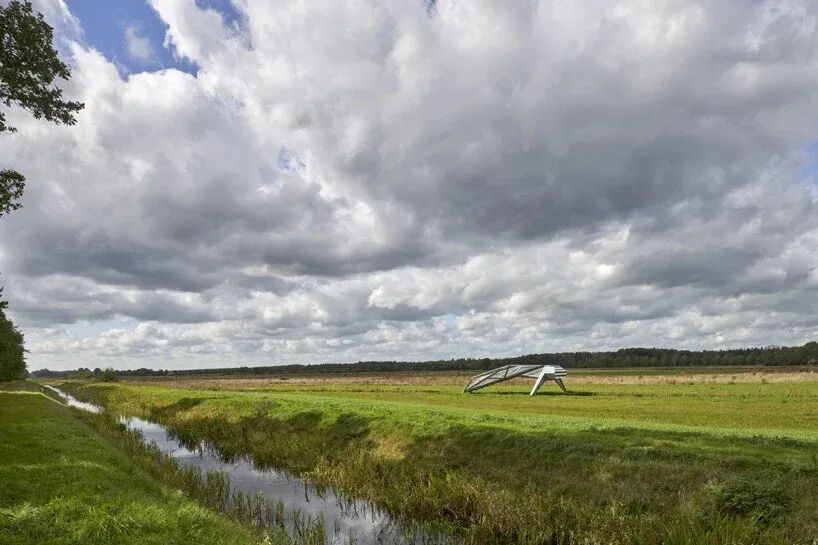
[36, 366, 119, 381]
[29, 342, 818, 379]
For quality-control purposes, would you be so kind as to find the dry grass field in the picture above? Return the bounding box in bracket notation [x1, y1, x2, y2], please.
[129, 366, 818, 391]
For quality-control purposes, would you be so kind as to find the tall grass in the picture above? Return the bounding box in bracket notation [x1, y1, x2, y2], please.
[77, 410, 343, 544]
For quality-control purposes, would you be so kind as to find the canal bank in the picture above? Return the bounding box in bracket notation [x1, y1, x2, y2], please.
[44, 385, 455, 545]
[0, 381, 265, 545]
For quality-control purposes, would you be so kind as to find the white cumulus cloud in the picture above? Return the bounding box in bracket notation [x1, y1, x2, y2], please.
[124, 24, 155, 63]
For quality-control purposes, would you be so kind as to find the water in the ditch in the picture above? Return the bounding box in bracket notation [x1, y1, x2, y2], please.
[44, 385, 103, 413]
[44, 386, 457, 545]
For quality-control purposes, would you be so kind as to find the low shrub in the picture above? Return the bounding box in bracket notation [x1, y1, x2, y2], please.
[715, 475, 792, 523]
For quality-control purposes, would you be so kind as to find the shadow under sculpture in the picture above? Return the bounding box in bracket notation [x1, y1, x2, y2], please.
[463, 365, 568, 395]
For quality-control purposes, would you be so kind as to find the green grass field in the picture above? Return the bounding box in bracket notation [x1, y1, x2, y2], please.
[56, 370, 818, 544]
[0, 381, 267, 545]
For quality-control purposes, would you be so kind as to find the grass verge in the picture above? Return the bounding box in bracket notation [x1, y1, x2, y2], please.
[0, 381, 282, 545]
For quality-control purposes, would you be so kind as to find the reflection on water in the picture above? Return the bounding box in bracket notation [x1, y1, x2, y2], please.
[44, 385, 102, 413]
[45, 386, 457, 545]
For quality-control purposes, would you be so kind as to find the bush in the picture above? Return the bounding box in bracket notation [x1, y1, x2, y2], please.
[0, 297, 26, 382]
[98, 367, 119, 382]
[716, 475, 792, 523]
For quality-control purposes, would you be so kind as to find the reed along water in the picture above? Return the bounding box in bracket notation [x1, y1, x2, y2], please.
[44, 386, 458, 545]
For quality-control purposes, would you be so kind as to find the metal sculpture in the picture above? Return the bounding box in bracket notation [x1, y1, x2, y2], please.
[463, 364, 567, 395]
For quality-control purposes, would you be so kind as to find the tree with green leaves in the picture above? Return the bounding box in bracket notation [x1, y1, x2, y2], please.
[1, 0, 83, 217]
[0, 1, 83, 379]
[0, 287, 25, 381]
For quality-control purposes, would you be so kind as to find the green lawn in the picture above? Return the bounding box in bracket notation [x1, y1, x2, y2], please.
[57, 375, 818, 544]
[67, 379, 818, 440]
[0, 382, 263, 545]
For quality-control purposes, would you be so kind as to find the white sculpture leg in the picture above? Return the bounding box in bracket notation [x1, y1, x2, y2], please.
[529, 365, 554, 396]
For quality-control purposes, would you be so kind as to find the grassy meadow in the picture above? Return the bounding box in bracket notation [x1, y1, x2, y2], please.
[0, 381, 283, 545]
[54, 368, 818, 544]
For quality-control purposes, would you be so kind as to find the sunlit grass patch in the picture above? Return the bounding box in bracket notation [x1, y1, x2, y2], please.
[0, 388, 270, 545]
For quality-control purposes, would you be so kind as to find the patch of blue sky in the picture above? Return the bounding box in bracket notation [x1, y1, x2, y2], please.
[65, 0, 196, 74]
[277, 147, 306, 173]
[801, 141, 818, 186]
[65, 318, 136, 340]
[440, 313, 458, 327]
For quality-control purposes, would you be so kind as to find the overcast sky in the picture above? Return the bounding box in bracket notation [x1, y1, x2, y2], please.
[2, 0, 818, 371]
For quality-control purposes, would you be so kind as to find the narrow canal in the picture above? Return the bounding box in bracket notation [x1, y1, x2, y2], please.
[44, 386, 457, 545]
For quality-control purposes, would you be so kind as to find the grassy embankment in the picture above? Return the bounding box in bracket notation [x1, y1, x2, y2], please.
[58, 371, 818, 544]
[0, 381, 289, 545]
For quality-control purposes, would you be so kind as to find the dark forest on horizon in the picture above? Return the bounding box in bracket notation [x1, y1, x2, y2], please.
[30, 341, 818, 379]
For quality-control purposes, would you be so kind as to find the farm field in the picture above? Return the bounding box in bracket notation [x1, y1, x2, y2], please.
[56, 368, 818, 544]
[126, 365, 818, 387]
[0, 381, 269, 545]
[118, 369, 818, 438]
